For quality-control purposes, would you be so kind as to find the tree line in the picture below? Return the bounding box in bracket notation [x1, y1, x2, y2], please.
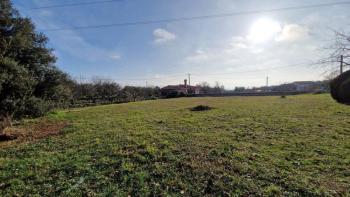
[71, 79, 161, 107]
[198, 82, 225, 94]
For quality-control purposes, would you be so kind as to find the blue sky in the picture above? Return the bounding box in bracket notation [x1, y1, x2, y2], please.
[12, 0, 350, 88]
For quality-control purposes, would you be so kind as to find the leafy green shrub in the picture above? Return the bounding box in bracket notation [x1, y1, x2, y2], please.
[0, 58, 35, 134]
[22, 97, 52, 118]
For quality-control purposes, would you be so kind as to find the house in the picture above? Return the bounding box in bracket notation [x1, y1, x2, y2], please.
[161, 79, 201, 96]
[271, 81, 322, 92]
[293, 81, 316, 92]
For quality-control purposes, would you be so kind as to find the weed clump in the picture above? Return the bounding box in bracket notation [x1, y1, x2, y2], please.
[190, 105, 213, 111]
[280, 95, 286, 99]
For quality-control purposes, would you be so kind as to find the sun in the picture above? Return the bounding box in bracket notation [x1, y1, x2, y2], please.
[248, 18, 281, 43]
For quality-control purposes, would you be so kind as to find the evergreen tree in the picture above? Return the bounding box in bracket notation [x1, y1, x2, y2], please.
[0, 0, 72, 134]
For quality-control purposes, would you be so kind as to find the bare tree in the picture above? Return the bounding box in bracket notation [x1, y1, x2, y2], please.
[329, 31, 350, 64]
[214, 82, 225, 94]
[321, 30, 350, 77]
[324, 70, 340, 81]
[198, 82, 210, 94]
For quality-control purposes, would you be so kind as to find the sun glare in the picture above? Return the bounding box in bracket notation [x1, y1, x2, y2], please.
[248, 18, 281, 43]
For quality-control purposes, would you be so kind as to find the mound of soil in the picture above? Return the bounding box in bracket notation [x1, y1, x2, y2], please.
[190, 105, 213, 111]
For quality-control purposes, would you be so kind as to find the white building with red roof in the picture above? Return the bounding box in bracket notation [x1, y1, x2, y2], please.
[161, 79, 201, 95]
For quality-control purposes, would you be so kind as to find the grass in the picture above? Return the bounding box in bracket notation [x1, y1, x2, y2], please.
[0, 94, 349, 196]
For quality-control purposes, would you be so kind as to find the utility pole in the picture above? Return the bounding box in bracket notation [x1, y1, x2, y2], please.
[266, 76, 269, 87]
[187, 73, 191, 86]
[146, 81, 148, 87]
[340, 55, 344, 74]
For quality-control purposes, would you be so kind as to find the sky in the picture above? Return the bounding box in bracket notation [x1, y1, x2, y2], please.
[12, 0, 350, 89]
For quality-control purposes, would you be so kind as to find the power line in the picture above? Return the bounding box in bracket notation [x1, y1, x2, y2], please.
[138, 61, 317, 80]
[75, 73, 184, 82]
[26, 0, 123, 10]
[40, 1, 350, 31]
[191, 61, 318, 77]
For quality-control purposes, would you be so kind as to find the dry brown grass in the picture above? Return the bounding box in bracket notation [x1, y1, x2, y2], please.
[0, 119, 68, 147]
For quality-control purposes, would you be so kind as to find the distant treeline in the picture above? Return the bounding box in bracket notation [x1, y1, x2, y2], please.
[198, 82, 225, 94]
[70, 80, 162, 107]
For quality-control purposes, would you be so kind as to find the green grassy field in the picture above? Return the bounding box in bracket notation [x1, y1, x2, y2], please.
[0, 94, 349, 196]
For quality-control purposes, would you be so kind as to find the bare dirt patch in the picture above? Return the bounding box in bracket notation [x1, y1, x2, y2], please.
[0, 119, 68, 145]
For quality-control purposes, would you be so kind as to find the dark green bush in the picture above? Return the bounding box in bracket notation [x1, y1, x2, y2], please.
[22, 97, 52, 118]
[330, 70, 350, 104]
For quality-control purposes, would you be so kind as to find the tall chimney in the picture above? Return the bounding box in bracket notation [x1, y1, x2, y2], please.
[184, 79, 187, 87]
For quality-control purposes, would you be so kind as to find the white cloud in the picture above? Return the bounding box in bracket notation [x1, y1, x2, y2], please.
[185, 49, 211, 63]
[228, 36, 264, 54]
[109, 53, 121, 60]
[47, 30, 122, 62]
[276, 24, 309, 42]
[153, 28, 176, 44]
[27, 10, 121, 63]
[229, 36, 249, 49]
[184, 23, 310, 68]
